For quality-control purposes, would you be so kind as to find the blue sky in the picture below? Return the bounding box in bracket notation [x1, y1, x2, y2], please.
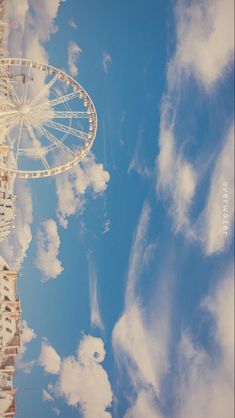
[0, 0, 234, 417]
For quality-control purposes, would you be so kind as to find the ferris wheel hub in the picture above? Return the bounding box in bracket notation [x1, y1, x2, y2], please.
[17, 103, 31, 115]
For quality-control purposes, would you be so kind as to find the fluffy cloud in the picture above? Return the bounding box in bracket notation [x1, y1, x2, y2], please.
[36, 219, 63, 280]
[5, 0, 61, 59]
[55, 152, 110, 228]
[39, 335, 112, 418]
[102, 52, 112, 74]
[67, 41, 82, 77]
[175, 265, 234, 418]
[5, 0, 62, 101]
[171, 0, 234, 88]
[29, 0, 60, 41]
[0, 181, 33, 271]
[199, 124, 234, 254]
[87, 253, 104, 330]
[39, 340, 61, 374]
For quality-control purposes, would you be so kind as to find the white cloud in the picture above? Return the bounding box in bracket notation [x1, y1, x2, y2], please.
[0, 181, 33, 271]
[68, 19, 77, 30]
[156, 102, 197, 232]
[102, 217, 111, 234]
[18, 320, 37, 356]
[112, 201, 170, 415]
[16, 320, 37, 373]
[42, 389, 54, 402]
[175, 265, 234, 418]
[199, 123, 234, 254]
[87, 254, 104, 330]
[55, 153, 110, 228]
[39, 340, 61, 375]
[203, 264, 234, 372]
[125, 389, 164, 418]
[67, 41, 82, 77]
[57, 336, 112, 417]
[102, 52, 112, 74]
[38, 335, 112, 418]
[5, 0, 62, 102]
[5, 0, 61, 59]
[36, 219, 63, 280]
[29, 0, 60, 41]
[128, 126, 152, 179]
[171, 0, 234, 88]
[156, 0, 234, 235]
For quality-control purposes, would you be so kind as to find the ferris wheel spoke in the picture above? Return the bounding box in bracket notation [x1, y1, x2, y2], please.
[0, 115, 20, 140]
[30, 71, 62, 107]
[24, 121, 50, 170]
[8, 83, 21, 104]
[23, 62, 32, 104]
[15, 119, 24, 165]
[40, 153, 50, 170]
[41, 110, 92, 119]
[24, 119, 42, 149]
[37, 91, 80, 109]
[0, 58, 97, 178]
[44, 120, 91, 141]
[0, 115, 16, 127]
[38, 125, 76, 156]
[0, 95, 15, 108]
[0, 110, 17, 117]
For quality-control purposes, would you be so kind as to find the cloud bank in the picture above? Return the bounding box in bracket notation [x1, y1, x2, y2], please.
[175, 264, 234, 418]
[156, 0, 234, 247]
[171, 0, 234, 88]
[112, 201, 170, 417]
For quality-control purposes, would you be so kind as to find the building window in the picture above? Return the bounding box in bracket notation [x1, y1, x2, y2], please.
[6, 327, 12, 333]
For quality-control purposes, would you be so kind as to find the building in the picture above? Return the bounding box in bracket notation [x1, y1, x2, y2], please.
[0, 0, 7, 58]
[0, 148, 16, 243]
[0, 256, 20, 418]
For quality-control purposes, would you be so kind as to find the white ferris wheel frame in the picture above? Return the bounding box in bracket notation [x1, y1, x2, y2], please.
[0, 57, 98, 179]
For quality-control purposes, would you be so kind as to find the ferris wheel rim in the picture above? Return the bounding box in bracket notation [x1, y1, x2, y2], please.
[0, 57, 98, 179]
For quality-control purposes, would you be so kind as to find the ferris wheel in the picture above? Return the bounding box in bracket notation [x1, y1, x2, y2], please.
[0, 57, 97, 179]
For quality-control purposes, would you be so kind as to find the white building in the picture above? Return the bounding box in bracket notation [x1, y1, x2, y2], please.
[0, 147, 16, 243]
[0, 257, 19, 418]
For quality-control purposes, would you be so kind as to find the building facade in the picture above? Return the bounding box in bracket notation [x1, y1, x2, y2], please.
[0, 257, 20, 418]
[0, 148, 16, 243]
